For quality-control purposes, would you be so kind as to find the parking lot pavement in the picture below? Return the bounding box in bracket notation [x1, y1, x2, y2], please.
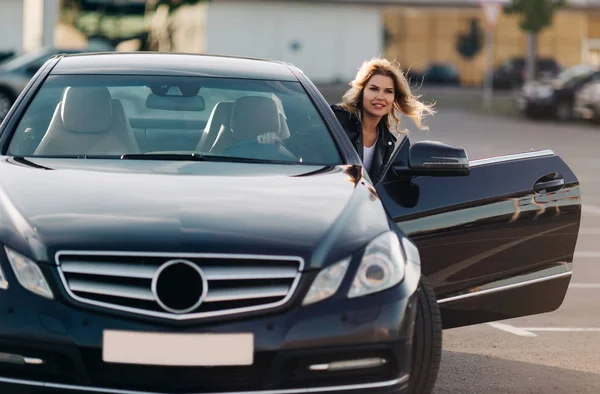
[412, 107, 600, 393]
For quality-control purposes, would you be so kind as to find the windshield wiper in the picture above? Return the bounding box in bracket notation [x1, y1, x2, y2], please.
[120, 153, 206, 161]
[120, 153, 280, 164]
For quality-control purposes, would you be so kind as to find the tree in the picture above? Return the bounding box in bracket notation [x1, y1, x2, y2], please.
[456, 18, 483, 85]
[504, 0, 567, 83]
[457, 18, 484, 60]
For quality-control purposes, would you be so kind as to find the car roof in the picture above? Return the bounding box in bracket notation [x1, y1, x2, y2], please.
[50, 52, 300, 81]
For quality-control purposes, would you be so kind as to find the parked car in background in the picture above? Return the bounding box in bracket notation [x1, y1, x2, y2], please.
[0, 52, 15, 64]
[492, 56, 562, 90]
[516, 64, 600, 121]
[0, 47, 84, 122]
[422, 63, 461, 85]
[574, 78, 600, 123]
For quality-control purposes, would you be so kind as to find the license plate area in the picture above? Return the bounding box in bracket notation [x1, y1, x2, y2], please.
[102, 330, 254, 366]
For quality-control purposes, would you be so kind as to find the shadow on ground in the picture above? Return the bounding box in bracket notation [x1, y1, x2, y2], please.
[433, 350, 600, 394]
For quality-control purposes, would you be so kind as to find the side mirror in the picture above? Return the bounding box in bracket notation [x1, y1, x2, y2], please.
[392, 140, 469, 177]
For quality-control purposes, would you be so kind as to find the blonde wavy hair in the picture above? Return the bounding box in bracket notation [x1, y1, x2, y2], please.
[340, 58, 435, 134]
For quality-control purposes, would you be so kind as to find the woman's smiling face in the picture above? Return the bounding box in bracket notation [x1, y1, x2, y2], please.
[362, 74, 395, 118]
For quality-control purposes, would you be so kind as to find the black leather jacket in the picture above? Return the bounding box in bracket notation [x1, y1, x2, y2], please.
[330, 104, 397, 183]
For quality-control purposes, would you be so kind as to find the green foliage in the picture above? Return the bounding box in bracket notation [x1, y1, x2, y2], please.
[457, 18, 483, 60]
[504, 0, 567, 33]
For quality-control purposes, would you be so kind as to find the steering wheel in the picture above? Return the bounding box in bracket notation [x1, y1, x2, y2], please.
[223, 138, 298, 162]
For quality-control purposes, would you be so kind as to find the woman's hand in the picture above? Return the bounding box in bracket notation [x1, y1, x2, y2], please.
[257, 132, 281, 144]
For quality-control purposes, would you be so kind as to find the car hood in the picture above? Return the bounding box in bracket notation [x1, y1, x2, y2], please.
[0, 157, 390, 269]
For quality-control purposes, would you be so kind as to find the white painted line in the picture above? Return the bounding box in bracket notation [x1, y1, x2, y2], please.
[521, 327, 600, 332]
[574, 251, 600, 258]
[583, 205, 600, 215]
[569, 283, 600, 288]
[487, 322, 537, 337]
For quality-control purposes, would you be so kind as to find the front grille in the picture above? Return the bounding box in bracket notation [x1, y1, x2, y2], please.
[56, 251, 303, 320]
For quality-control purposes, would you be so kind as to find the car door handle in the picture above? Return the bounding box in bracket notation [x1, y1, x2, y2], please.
[534, 178, 565, 193]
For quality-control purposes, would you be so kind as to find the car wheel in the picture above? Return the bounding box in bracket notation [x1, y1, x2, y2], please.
[0, 90, 14, 121]
[555, 102, 572, 121]
[408, 275, 443, 394]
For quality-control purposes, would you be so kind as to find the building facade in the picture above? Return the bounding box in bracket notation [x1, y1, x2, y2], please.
[383, 4, 600, 85]
[4, 0, 600, 85]
[0, 0, 59, 57]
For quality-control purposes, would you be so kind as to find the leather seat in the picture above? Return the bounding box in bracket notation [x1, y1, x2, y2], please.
[34, 86, 140, 156]
[195, 101, 234, 153]
[209, 96, 281, 154]
[230, 96, 281, 142]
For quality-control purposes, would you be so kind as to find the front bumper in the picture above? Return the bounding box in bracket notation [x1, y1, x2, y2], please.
[0, 266, 417, 394]
[516, 95, 554, 115]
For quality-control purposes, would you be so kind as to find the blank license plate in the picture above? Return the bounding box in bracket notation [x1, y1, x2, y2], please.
[102, 330, 254, 366]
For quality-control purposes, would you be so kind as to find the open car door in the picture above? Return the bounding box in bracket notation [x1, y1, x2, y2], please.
[376, 138, 581, 329]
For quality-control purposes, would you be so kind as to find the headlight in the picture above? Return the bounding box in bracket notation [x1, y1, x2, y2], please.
[4, 247, 53, 299]
[302, 257, 350, 306]
[348, 231, 405, 298]
[536, 86, 553, 98]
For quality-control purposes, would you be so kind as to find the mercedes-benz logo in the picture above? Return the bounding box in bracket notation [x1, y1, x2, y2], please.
[151, 259, 208, 314]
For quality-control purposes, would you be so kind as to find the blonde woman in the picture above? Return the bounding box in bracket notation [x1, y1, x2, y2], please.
[331, 57, 435, 183]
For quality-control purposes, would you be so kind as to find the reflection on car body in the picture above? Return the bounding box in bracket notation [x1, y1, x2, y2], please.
[0, 52, 582, 394]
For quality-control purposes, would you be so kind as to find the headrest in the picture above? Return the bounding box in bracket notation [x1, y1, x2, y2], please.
[61, 86, 113, 133]
[208, 101, 234, 129]
[230, 96, 280, 142]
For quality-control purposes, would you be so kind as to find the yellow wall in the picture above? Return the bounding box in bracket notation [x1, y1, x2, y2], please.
[383, 7, 591, 85]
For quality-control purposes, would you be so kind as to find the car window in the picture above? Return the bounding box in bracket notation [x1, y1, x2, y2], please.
[6, 74, 342, 165]
[557, 64, 594, 84]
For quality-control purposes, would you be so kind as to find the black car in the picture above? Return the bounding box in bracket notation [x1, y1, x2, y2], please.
[0, 47, 84, 121]
[0, 52, 581, 394]
[422, 63, 460, 85]
[492, 57, 562, 90]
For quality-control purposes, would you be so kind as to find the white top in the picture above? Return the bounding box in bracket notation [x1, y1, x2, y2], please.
[363, 139, 377, 172]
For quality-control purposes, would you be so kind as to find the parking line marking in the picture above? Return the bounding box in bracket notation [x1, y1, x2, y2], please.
[583, 205, 600, 215]
[569, 283, 600, 288]
[521, 327, 600, 332]
[574, 251, 600, 258]
[487, 322, 537, 337]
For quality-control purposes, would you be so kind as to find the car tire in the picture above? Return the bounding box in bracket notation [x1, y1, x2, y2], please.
[408, 275, 442, 394]
[555, 102, 572, 122]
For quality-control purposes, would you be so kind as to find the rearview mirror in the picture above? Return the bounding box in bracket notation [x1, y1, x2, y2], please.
[392, 140, 469, 177]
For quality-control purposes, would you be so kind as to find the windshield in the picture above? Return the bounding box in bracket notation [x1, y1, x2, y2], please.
[556, 64, 594, 84]
[6, 74, 342, 165]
